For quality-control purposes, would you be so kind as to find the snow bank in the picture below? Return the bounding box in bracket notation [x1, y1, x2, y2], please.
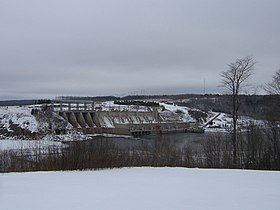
[1, 167, 279, 210]
[0, 139, 63, 151]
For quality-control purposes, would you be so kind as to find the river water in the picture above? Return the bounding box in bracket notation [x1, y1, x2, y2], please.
[72, 132, 227, 154]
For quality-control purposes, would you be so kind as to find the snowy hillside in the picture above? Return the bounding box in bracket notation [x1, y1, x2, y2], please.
[0, 106, 38, 133]
[0, 105, 86, 141]
[159, 102, 195, 122]
[1, 167, 279, 210]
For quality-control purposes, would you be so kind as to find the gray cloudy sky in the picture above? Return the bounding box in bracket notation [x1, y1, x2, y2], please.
[1, 0, 280, 99]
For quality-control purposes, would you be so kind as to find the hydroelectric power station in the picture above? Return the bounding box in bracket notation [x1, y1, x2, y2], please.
[51, 99, 200, 136]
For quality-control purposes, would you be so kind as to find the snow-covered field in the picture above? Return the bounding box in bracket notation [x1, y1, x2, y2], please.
[1, 167, 279, 210]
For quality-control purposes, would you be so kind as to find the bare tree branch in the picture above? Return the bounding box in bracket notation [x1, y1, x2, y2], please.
[220, 56, 255, 166]
[264, 69, 280, 95]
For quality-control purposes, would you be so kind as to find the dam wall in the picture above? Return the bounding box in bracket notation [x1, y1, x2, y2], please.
[57, 110, 190, 136]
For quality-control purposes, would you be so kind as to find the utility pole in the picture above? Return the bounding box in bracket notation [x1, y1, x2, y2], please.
[203, 79, 206, 94]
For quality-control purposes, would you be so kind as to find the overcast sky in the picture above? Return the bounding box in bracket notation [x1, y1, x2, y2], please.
[0, 0, 279, 99]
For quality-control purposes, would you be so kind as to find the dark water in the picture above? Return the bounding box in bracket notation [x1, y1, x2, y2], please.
[71, 132, 223, 153]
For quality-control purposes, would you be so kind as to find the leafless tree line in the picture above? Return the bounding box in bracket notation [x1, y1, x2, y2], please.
[203, 122, 280, 170]
[0, 139, 196, 173]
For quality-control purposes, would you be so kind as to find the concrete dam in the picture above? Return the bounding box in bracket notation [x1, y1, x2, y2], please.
[51, 100, 193, 136]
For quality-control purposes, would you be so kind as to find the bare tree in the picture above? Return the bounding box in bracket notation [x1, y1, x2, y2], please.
[220, 56, 255, 166]
[264, 69, 280, 95]
[264, 68, 280, 168]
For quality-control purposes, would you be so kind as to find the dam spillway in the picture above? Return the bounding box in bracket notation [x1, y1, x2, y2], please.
[51, 100, 192, 136]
